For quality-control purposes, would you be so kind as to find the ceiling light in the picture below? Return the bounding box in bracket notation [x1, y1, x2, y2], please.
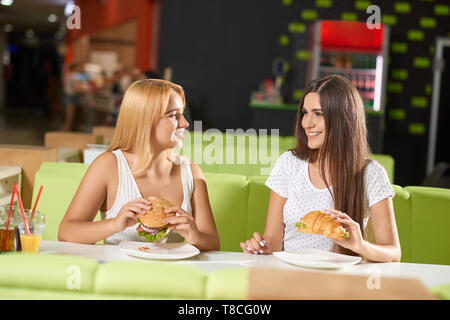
[1, 0, 14, 6]
[48, 14, 58, 23]
[64, 0, 75, 17]
[25, 29, 34, 38]
[55, 31, 63, 40]
[3, 24, 13, 32]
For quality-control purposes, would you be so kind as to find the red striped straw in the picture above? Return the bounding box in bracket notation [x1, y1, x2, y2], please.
[1, 181, 17, 251]
[30, 185, 43, 223]
[14, 183, 30, 236]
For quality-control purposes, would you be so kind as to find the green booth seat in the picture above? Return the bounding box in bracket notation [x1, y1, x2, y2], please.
[0, 254, 249, 299]
[94, 260, 206, 299]
[247, 176, 270, 239]
[32, 162, 101, 241]
[1, 253, 447, 300]
[0, 253, 97, 293]
[278, 136, 296, 155]
[430, 283, 450, 300]
[204, 173, 249, 252]
[392, 185, 412, 263]
[372, 154, 395, 183]
[205, 268, 249, 300]
[404, 186, 450, 265]
[30, 161, 449, 266]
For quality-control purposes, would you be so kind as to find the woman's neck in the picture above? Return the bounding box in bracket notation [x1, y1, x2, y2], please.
[309, 154, 330, 175]
[124, 149, 172, 176]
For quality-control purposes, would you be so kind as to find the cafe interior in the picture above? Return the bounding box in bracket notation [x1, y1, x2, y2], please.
[0, 0, 449, 302]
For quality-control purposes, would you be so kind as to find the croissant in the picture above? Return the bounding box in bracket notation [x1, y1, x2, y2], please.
[295, 210, 349, 240]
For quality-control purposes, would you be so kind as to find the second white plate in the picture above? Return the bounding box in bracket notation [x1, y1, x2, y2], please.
[273, 249, 362, 269]
[118, 241, 200, 260]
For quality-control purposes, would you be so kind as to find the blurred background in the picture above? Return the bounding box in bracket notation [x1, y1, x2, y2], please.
[0, 0, 449, 188]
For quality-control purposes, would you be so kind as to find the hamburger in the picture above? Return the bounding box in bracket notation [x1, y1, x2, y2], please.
[136, 196, 176, 242]
[295, 210, 350, 240]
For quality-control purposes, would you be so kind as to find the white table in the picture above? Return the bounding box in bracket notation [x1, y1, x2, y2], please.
[39, 240, 450, 289]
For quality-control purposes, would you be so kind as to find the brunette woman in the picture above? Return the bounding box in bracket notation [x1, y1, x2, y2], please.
[59, 79, 220, 251]
[241, 75, 400, 262]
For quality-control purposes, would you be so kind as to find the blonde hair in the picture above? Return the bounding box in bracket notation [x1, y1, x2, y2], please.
[108, 79, 185, 175]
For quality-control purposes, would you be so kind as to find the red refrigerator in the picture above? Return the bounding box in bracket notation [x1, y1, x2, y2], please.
[307, 20, 390, 153]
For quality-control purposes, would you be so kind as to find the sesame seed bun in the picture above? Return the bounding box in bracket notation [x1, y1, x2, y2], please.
[136, 196, 176, 228]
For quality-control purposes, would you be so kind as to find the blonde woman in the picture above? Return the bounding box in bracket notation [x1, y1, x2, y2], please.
[59, 79, 220, 251]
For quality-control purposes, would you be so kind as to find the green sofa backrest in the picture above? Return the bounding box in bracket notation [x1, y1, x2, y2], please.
[32, 162, 95, 241]
[204, 173, 249, 251]
[392, 184, 412, 263]
[247, 176, 270, 239]
[179, 132, 395, 182]
[404, 186, 450, 265]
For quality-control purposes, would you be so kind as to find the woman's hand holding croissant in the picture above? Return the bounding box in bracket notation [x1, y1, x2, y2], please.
[323, 209, 364, 253]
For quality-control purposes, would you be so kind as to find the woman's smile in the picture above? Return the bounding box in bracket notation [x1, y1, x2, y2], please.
[172, 129, 184, 141]
[306, 131, 322, 137]
[301, 92, 326, 150]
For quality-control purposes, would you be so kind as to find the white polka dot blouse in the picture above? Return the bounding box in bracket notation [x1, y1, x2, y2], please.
[265, 151, 395, 252]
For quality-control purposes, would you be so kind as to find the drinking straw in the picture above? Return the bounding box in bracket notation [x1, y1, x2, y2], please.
[30, 185, 43, 222]
[14, 183, 30, 236]
[1, 181, 17, 251]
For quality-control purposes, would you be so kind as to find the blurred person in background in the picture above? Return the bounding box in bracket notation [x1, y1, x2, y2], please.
[103, 69, 126, 126]
[131, 68, 144, 83]
[61, 63, 82, 131]
[43, 58, 61, 128]
[163, 66, 172, 82]
[111, 70, 123, 96]
[119, 67, 132, 93]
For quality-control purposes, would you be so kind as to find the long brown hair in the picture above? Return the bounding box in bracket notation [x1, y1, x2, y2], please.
[293, 74, 371, 254]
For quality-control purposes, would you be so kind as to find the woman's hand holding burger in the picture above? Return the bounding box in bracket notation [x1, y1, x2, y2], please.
[113, 198, 151, 232]
[163, 206, 200, 244]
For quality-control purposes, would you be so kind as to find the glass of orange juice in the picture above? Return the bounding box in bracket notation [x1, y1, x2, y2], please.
[17, 210, 45, 254]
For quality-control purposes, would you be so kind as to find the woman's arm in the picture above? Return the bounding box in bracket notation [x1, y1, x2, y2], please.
[182, 163, 220, 251]
[360, 197, 401, 262]
[262, 191, 286, 252]
[58, 152, 147, 244]
[58, 153, 113, 243]
[240, 190, 286, 254]
[329, 197, 401, 262]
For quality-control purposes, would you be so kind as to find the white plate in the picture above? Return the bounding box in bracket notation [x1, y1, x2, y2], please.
[273, 249, 362, 269]
[118, 241, 200, 260]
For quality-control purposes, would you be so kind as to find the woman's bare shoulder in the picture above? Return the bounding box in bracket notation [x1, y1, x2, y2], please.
[189, 161, 205, 180]
[85, 151, 117, 177]
[91, 151, 116, 166]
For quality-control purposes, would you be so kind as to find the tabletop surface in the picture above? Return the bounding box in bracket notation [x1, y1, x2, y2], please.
[39, 240, 450, 289]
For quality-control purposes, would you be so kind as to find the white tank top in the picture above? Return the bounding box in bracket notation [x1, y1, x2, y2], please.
[102, 149, 194, 244]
